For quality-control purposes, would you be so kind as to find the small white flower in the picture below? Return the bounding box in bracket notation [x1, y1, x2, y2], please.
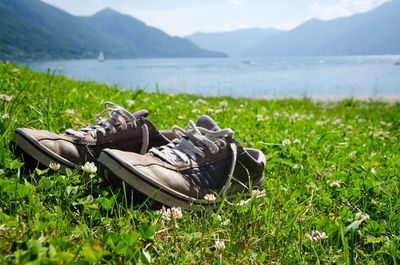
[65, 109, 75, 116]
[332, 119, 341, 125]
[215, 109, 223, 114]
[82, 162, 97, 174]
[159, 207, 183, 221]
[178, 116, 184, 120]
[281, 187, 288, 192]
[49, 162, 60, 171]
[166, 105, 172, 109]
[310, 130, 316, 134]
[293, 164, 303, 170]
[2, 113, 9, 119]
[346, 125, 353, 131]
[308, 230, 328, 241]
[293, 139, 301, 144]
[330, 181, 341, 188]
[211, 213, 222, 222]
[195, 99, 208, 105]
[205, 108, 215, 113]
[316, 121, 324, 126]
[380, 121, 386, 126]
[215, 240, 225, 251]
[12, 68, 20, 74]
[296, 216, 306, 223]
[355, 212, 370, 220]
[273, 112, 280, 119]
[256, 114, 264, 121]
[125, 99, 135, 107]
[252, 189, 261, 197]
[192, 109, 199, 114]
[371, 168, 376, 175]
[349, 151, 357, 158]
[0, 94, 12, 101]
[204, 194, 216, 202]
[219, 101, 228, 108]
[282, 139, 291, 147]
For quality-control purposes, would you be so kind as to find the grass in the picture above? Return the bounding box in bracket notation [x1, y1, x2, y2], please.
[0, 61, 399, 264]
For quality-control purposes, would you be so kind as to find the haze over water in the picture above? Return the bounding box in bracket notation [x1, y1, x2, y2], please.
[22, 55, 400, 97]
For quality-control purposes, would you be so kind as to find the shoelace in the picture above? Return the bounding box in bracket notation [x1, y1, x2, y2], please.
[65, 101, 149, 154]
[150, 120, 237, 197]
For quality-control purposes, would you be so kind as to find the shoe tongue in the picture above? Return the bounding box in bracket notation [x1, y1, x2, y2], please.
[196, 115, 221, 131]
[133, 110, 149, 119]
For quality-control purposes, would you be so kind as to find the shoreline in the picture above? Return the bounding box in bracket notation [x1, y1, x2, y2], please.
[256, 95, 400, 103]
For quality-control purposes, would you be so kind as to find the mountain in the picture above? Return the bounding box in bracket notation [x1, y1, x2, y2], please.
[0, 0, 226, 60]
[81, 8, 226, 58]
[187, 28, 283, 56]
[244, 0, 400, 56]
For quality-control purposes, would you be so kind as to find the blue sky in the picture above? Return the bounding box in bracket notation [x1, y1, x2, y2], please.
[41, 0, 391, 36]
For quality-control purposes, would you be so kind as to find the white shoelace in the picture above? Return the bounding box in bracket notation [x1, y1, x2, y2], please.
[65, 101, 149, 154]
[150, 120, 237, 197]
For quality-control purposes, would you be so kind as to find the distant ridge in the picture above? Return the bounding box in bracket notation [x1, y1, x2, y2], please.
[244, 0, 400, 56]
[0, 0, 226, 59]
[187, 28, 283, 57]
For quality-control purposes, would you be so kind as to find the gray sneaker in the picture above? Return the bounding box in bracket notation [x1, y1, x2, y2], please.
[11, 102, 171, 174]
[97, 115, 265, 209]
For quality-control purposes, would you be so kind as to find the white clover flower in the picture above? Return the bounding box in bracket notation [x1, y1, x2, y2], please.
[221, 219, 231, 227]
[282, 139, 291, 147]
[330, 181, 341, 188]
[371, 168, 376, 175]
[256, 114, 264, 121]
[219, 101, 228, 108]
[281, 187, 288, 192]
[125, 99, 135, 107]
[215, 240, 225, 251]
[12, 68, 20, 74]
[355, 212, 370, 220]
[0, 94, 12, 101]
[178, 116, 184, 120]
[293, 164, 303, 170]
[192, 109, 199, 114]
[143, 97, 149, 102]
[310, 130, 316, 134]
[82, 162, 97, 174]
[65, 109, 75, 116]
[293, 139, 301, 144]
[349, 151, 357, 157]
[307, 230, 328, 241]
[316, 121, 324, 126]
[296, 216, 306, 223]
[346, 125, 353, 130]
[332, 119, 341, 125]
[273, 112, 280, 119]
[159, 207, 183, 221]
[49, 162, 60, 171]
[204, 194, 216, 202]
[211, 213, 222, 222]
[252, 189, 261, 197]
[215, 109, 223, 114]
[380, 121, 386, 126]
[205, 108, 215, 113]
[195, 99, 208, 105]
[166, 105, 172, 109]
[2, 113, 9, 119]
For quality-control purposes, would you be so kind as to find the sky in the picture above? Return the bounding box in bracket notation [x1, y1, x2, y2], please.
[41, 0, 391, 37]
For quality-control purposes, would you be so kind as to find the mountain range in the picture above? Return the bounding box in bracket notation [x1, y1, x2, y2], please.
[187, 28, 283, 57]
[188, 0, 400, 57]
[0, 0, 226, 60]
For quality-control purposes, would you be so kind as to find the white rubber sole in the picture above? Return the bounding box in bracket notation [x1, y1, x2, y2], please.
[11, 129, 77, 174]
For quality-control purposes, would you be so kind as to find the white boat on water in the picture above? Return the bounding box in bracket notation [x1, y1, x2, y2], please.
[97, 51, 105, 62]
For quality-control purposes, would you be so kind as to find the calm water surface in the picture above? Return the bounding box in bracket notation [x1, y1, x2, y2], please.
[21, 56, 400, 97]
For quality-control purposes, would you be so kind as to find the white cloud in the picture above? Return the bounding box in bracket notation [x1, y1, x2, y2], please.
[309, 0, 391, 20]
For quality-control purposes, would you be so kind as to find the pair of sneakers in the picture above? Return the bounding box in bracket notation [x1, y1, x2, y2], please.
[11, 102, 266, 209]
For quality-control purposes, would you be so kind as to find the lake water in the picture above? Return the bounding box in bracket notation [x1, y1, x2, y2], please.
[21, 56, 400, 97]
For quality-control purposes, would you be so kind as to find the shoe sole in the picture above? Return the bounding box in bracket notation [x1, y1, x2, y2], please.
[98, 150, 263, 210]
[10, 129, 77, 174]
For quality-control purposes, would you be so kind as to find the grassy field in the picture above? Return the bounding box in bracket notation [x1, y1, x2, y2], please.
[0, 61, 399, 264]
